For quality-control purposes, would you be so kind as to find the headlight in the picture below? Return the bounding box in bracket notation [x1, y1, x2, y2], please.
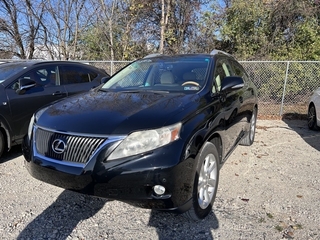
[107, 122, 182, 160]
[28, 106, 49, 139]
[27, 114, 35, 139]
[35, 106, 48, 121]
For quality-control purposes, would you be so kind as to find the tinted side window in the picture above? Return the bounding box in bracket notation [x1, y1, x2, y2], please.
[212, 58, 233, 93]
[10, 66, 57, 90]
[59, 65, 98, 85]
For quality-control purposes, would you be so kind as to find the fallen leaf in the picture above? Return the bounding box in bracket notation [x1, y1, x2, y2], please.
[292, 224, 303, 230]
[287, 231, 294, 236]
[240, 198, 249, 202]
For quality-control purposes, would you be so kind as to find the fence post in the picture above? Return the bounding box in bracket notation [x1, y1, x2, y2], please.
[110, 61, 114, 75]
[280, 61, 290, 116]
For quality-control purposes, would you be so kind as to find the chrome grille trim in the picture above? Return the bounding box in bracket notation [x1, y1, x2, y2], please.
[34, 127, 108, 164]
[34, 125, 111, 138]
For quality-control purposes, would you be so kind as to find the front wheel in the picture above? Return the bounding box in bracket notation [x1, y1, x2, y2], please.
[184, 141, 220, 221]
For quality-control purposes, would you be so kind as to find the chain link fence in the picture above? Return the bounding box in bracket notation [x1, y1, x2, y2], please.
[83, 60, 129, 76]
[241, 61, 319, 116]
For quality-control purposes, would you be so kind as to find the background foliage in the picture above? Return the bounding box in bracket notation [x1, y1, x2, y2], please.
[0, 0, 319, 61]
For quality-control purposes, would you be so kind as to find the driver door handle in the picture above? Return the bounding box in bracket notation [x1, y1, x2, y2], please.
[52, 91, 66, 96]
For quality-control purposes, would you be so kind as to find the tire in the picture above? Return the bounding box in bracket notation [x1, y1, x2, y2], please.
[0, 130, 5, 158]
[308, 104, 319, 130]
[184, 141, 220, 221]
[240, 108, 257, 146]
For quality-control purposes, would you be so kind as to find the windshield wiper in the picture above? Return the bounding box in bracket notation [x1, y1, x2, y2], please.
[121, 89, 169, 94]
[99, 88, 109, 92]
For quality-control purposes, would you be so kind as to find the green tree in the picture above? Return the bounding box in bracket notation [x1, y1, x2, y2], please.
[221, 0, 270, 59]
[220, 0, 320, 60]
[188, 1, 228, 53]
[267, 0, 320, 60]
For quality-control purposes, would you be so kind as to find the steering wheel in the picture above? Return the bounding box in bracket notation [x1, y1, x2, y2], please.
[181, 81, 200, 87]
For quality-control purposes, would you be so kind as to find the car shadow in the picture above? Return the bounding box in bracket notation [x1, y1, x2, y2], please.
[0, 145, 22, 163]
[17, 188, 219, 239]
[282, 117, 320, 151]
[17, 190, 108, 240]
[148, 209, 219, 239]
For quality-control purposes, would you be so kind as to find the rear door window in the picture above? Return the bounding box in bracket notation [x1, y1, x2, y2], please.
[59, 65, 98, 85]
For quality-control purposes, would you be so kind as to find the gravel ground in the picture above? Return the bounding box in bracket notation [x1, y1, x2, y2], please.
[0, 119, 319, 240]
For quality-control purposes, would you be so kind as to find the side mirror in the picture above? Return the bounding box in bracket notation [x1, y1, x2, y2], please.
[220, 76, 244, 92]
[16, 78, 37, 95]
[100, 76, 111, 84]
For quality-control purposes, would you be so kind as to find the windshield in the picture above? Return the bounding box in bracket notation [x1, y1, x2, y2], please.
[101, 56, 211, 93]
[0, 63, 27, 83]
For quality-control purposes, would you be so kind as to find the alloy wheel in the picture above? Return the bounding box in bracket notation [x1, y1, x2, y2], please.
[249, 111, 256, 142]
[197, 153, 218, 209]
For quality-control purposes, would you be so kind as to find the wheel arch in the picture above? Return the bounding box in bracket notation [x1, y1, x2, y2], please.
[308, 101, 319, 129]
[0, 119, 12, 152]
[208, 134, 223, 165]
[308, 101, 315, 110]
[308, 101, 315, 109]
[254, 104, 258, 113]
[185, 127, 224, 165]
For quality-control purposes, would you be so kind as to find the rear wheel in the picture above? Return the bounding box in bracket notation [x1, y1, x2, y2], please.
[184, 141, 219, 221]
[308, 104, 319, 130]
[240, 108, 257, 146]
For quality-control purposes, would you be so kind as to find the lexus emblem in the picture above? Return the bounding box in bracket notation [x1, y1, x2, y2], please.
[52, 139, 67, 154]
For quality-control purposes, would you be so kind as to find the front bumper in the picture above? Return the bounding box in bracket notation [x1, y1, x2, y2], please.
[22, 134, 196, 212]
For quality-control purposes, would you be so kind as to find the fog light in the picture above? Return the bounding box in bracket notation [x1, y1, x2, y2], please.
[153, 185, 166, 195]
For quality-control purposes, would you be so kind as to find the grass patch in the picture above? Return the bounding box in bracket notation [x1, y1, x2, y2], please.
[266, 213, 273, 219]
[275, 225, 283, 232]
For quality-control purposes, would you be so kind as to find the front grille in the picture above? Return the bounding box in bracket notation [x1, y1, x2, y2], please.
[35, 128, 106, 164]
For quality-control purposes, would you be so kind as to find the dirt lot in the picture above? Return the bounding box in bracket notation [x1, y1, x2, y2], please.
[0, 119, 319, 239]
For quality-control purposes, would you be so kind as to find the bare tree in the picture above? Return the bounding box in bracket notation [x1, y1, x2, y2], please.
[77, 0, 146, 60]
[0, 0, 45, 59]
[40, 0, 93, 60]
[159, 0, 172, 54]
[130, 0, 205, 55]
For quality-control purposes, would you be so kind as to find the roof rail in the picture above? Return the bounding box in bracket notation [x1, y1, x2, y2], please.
[210, 49, 233, 57]
[143, 53, 162, 59]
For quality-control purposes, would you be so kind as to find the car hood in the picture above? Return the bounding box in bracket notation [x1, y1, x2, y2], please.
[36, 90, 199, 135]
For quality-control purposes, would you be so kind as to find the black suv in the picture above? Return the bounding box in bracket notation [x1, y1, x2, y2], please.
[23, 51, 258, 220]
[0, 61, 109, 157]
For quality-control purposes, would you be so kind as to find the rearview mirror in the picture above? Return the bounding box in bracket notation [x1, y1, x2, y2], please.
[16, 78, 37, 95]
[100, 76, 111, 84]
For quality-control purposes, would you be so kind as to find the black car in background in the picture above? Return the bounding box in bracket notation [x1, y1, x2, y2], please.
[23, 51, 258, 220]
[0, 61, 109, 157]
